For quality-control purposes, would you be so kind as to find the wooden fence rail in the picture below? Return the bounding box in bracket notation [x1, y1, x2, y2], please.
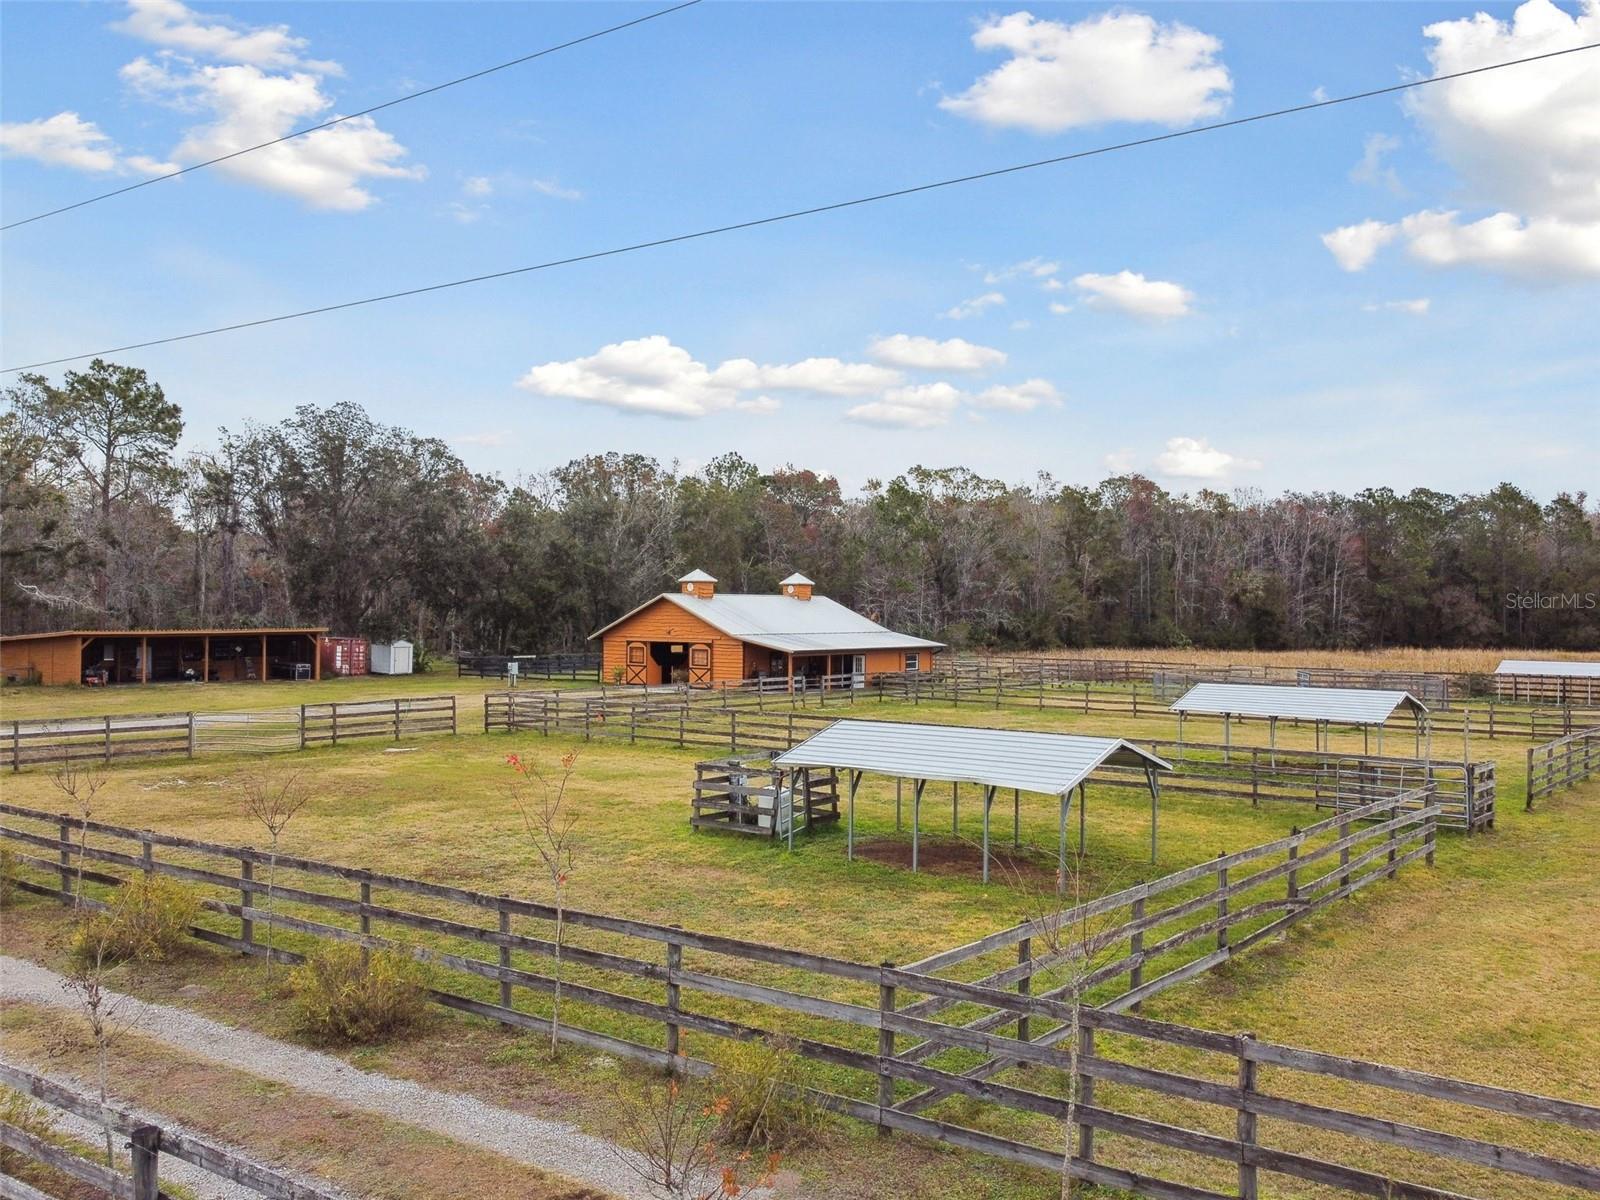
[0, 1061, 338, 1200]
[3, 696, 457, 771]
[1525, 725, 1600, 809]
[6, 800, 1594, 1199]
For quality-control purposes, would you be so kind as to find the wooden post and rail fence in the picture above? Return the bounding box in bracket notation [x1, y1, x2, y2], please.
[0, 1061, 337, 1200]
[1525, 724, 1600, 809]
[4, 798, 1597, 1199]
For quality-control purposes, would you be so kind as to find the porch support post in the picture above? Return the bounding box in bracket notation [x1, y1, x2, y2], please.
[312, 633, 322, 680]
[787, 652, 794, 694]
[202, 635, 210, 684]
[139, 635, 148, 684]
[260, 633, 268, 683]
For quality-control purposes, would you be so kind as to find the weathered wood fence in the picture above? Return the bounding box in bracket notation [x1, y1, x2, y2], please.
[1525, 725, 1600, 810]
[0, 1061, 337, 1200]
[8, 798, 1598, 1198]
[456, 652, 600, 680]
[486, 689, 836, 752]
[3, 696, 458, 771]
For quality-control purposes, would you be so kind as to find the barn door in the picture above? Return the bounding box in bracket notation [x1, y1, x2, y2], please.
[688, 643, 713, 688]
[624, 641, 648, 685]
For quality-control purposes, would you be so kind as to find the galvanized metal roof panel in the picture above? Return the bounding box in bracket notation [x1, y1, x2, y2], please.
[1495, 659, 1600, 678]
[773, 719, 1170, 795]
[588, 591, 944, 653]
[1169, 682, 1427, 723]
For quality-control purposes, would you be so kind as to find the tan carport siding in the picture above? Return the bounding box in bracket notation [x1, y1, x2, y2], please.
[773, 719, 1172, 882]
[1169, 681, 1430, 756]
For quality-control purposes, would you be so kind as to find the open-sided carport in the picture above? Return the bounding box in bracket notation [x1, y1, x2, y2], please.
[773, 719, 1171, 886]
[1169, 682, 1430, 759]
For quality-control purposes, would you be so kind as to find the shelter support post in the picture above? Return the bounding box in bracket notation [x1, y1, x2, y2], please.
[1057, 793, 1068, 896]
[952, 781, 959, 834]
[1223, 713, 1231, 763]
[1146, 766, 1160, 863]
[1012, 787, 1020, 849]
[847, 770, 861, 862]
[895, 778, 902, 831]
[911, 780, 925, 872]
[1377, 722, 1383, 756]
[260, 633, 268, 683]
[981, 785, 996, 884]
[1269, 716, 1277, 767]
[1077, 781, 1086, 854]
[139, 635, 148, 684]
[1177, 711, 1185, 753]
[202, 635, 209, 684]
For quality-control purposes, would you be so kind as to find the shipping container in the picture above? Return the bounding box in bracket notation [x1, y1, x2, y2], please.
[319, 636, 370, 677]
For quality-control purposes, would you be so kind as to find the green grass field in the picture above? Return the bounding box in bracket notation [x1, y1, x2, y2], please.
[1, 688, 1595, 1198]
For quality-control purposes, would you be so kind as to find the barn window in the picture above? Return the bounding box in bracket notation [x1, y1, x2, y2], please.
[690, 646, 710, 668]
[626, 644, 646, 665]
[904, 653, 920, 673]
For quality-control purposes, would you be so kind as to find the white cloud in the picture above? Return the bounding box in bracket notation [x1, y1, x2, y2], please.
[970, 379, 1062, 411]
[846, 383, 964, 429]
[1364, 297, 1432, 315]
[711, 356, 901, 396]
[121, 56, 425, 211]
[1154, 436, 1261, 479]
[113, 0, 332, 70]
[1398, 209, 1600, 280]
[518, 336, 736, 419]
[529, 177, 583, 201]
[983, 256, 1060, 283]
[942, 291, 1006, 320]
[1350, 132, 1404, 194]
[1073, 270, 1194, 319]
[462, 175, 493, 198]
[1103, 449, 1138, 474]
[0, 111, 176, 175]
[868, 334, 1007, 371]
[1041, 277, 1066, 292]
[1321, 219, 1399, 272]
[517, 336, 904, 418]
[1048, 301, 1073, 315]
[1322, 0, 1600, 279]
[941, 9, 1232, 133]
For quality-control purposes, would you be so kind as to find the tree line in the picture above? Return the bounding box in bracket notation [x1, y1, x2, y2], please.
[3, 360, 1596, 653]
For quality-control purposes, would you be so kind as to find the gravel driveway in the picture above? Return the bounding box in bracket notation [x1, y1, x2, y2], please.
[1, 954, 655, 1199]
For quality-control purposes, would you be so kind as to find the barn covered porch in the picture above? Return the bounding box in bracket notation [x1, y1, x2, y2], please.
[76, 628, 327, 685]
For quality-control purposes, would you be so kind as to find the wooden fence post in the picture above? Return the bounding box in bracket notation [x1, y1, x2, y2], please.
[298, 704, 307, 751]
[449, 695, 457, 736]
[186, 713, 196, 759]
[104, 715, 113, 762]
[666, 929, 683, 1068]
[393, 699, 402, 741]
[1076, 1024, 1095, 1166]
[1216, 858, 1230, 952]
[498, 896, 513, 1014]
[1286, 832, 1300, 901]
[876, 963, 896, 1132]
[360, 878, 372, 970]
[58, 813, 71, 899]
[1425, 811, 1437, 868]
[10, 720, 18, 771]
[1525, 745, 1535, 811]
[1016, 937, 1031, 1044]
[141, 832, 154, 877]
[239, 856, 254, 950]
[1338, 817, 1351, 891]
[331, 704, 340, 747]
[130, 1124, 161, 1200]
[1237, 1034, 1259, 1200]
[1128, 897, 1145, 1010]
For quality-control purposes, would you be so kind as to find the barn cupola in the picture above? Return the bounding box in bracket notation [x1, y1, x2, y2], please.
[780, 572, 815, 601]
[678, 569, 717, 600]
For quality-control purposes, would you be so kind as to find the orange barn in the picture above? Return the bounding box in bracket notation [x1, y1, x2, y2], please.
[591, 571, 942, 689]
[1, 627, 327, 687]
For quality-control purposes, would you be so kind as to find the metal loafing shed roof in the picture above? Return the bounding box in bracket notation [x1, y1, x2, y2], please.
[1170, 682, 1428, 724]
[1495, 659, 1600, 677]
[773, 719, 1171, 796]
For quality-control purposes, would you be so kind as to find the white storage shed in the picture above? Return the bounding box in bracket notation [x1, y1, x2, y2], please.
[370, 640, 414, 675]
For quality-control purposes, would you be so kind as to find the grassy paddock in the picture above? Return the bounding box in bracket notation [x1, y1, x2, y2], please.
[2, 697, 1595, 1198]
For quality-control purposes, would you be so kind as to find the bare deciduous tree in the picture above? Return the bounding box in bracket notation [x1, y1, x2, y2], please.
[241, 769, 310, 977]
[49, 759, 106, 908]
[505, 750, 578, 1054]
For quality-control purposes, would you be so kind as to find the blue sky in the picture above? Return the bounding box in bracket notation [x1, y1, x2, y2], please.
[3, 0, 1596, 497]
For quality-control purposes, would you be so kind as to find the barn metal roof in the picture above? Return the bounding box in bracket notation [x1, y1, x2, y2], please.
[773, 719, 1170, 796]
[589, 592, 944, 654]
[1495, 659, 1600, 678]
[0, 627, 328, 642]
[1170, 682, 1428, 723]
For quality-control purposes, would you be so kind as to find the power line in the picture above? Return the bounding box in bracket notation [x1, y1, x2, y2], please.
[7, 39, 1596, 374]
[0, 0, 704, 232]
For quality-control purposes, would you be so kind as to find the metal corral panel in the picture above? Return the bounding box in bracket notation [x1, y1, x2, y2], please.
[1170, 682, 1427, 723]
[773, 719, 1170, 796]
[1495, 659, 1600, 678]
